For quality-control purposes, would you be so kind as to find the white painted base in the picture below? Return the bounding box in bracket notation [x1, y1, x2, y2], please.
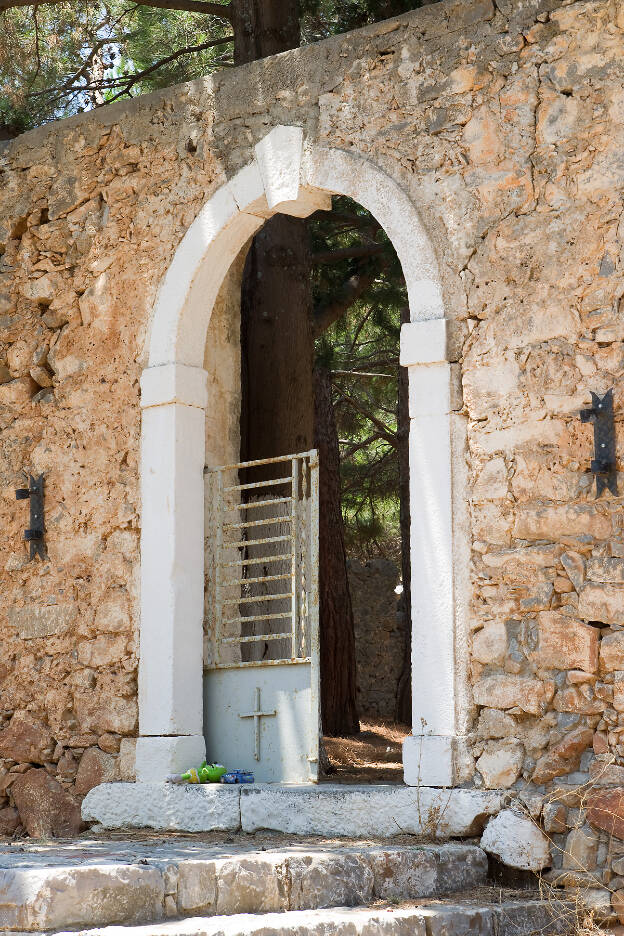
[82, 783, 502, 838]
[402, 735, 454, 787]
[82, 782, 240, 832]
[135, 736, 207, 782]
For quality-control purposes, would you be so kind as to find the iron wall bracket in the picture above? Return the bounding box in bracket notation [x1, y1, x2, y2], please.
[580, 389, 618, 497]
[15, 473, 45, 559]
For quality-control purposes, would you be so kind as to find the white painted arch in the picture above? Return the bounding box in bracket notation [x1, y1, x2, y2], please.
[138, 125, 459, 786]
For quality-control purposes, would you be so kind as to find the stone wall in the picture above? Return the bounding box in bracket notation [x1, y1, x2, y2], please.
[348, 559, 407, 721]
[0, 0, 622, 891]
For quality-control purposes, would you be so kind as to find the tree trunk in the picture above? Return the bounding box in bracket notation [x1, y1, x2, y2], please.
[240, 214, 314, 464]
[395, 305, 412, 725]
[235, 0, 359, 736]
[314, 365, 359, 737]
[231, 0, 299, 64]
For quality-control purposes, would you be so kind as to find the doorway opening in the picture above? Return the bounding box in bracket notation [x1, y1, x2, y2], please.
[223, 195, 413, 783]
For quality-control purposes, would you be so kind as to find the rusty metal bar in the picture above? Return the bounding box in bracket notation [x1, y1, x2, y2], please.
[221, 630, 292, 643]
[223, 591, 293, 605]
[224, 514, 294, 532]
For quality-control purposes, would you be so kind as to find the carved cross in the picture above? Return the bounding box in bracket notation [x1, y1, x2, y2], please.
[238, 687, 276, 761]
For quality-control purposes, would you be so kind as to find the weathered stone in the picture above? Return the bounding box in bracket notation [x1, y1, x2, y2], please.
[531, 727, 594, 784]
[216, 855, 289, 915]
[553, 686, 605, 715]
[0, 712, 54, 764]
[472, 621, 507, 665]
[542, 803, 567, 834]
[0, 376, 36, 403]
[473, 675, 555, 715]
[7, 604, 75, 639]
[287, 853, 373, 912]
[513, 506, 612, 542]
[11, 768, 81, 837]
[562, 827, 598, 871]
[530, 611, 598, 673]
[561, 551, 586, 591]
[0, 863, 165, 930]
[601, 632, 624, 672]
[0, 806, 20, 835]
[82, 783, 241, 832]
[587, 558, 624, 584]
[176, 860, 217, 914]
[476, 739, 524, 788]
[480, 809, 551, 871]
[74, 747, 118, 794]
[613, 889, 624, 926]
[579, 584, 624, 625]
[77, 635, 127, 668]
[587, 789, 624, 839]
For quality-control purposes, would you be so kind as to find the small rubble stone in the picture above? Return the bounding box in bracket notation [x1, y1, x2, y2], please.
[0, 712, 55, 764]
[74, 747, 118, 794]
[0, 806, 20, 835]
[530, 612, 598, 673]
[601, 632, 624, 672]
[473, 676, 555, 715]
[481, 809, 551, 871]
[476, 739, 524, 788]
[587, 789, 624, 839]
[562, 827, 598, 871]
[531, 727, 594, 783]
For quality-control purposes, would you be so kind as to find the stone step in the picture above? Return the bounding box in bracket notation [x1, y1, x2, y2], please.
[48, 896, 573, 936]
[0, 840, 487, 933]
[82, 783, 503, 838]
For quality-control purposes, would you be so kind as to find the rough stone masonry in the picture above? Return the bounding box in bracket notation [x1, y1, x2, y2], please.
[0, 0, 623, 906]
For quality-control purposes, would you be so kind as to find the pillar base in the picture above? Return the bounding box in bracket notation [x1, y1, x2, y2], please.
[403, 734, 453, 787]
[135, 735, 206, 781]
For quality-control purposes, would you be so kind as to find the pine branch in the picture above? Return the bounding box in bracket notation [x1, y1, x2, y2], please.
[338, 390, 398, 449]
[313, 268, 380, 337]
[0, 0, 232, 18]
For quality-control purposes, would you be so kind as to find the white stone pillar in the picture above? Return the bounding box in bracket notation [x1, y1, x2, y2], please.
[137, 363, 208, 780]
[400, 319, 456, 787]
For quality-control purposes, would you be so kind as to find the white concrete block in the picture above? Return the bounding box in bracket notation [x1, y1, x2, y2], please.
[402, 735, 453, 787]
[408, 363, 451, 417]
[81, 783, 241, 832]
[240, 785, 503, 838]
[228, 160, 269, 216]
[140, 364, 207, 410]
[255, 125, 303, 210]
[400, 319, 448, 366]
[135, 736, 207, 782]
[139, 402, 206, 738]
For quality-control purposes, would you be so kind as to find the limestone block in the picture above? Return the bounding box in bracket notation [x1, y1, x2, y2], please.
[81, 783, 241, 832]
[481, 809, 551, 871]
[472, 675, 555, 715]
[588, 559, 624, 584]
[513, 506, 612, 541]
[553, 686, 605, 715]
[586, 789, 624, 839]
[0, 375, 36, 403]
[0, 711, 54, 764]
[74, 693, 138, 735]
[476, 708, 517, 739]
[561, 551, 586, 591]
[176, 860, 217, 914]
[0, 864, 165, 931]
[531, 727, 594, 784]
[542, 803, 567, 834]
[580, 584, 624, 625]
[240, 785, 503, 838]
[563, 827, 598, 871]
[288, 853, 373, 911]
[368, 848, 437, 900]
[612, 673, 624, 713]
[530, 611, 598, 673]
[472, 621, 507, 665]
[7, 603, 76, 639]
[601, 633, 624, 672]
[75, 747, 119, 795]
[11, 768, 82, 838]
[78, 635, 128, 667]
[119, 738, 136, 781]
[216, 855, 288, 915]
[476, 739, 524, 789]
[95, 595, 131, 633]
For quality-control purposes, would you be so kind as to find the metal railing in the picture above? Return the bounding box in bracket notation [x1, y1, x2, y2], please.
[205, 451, 319, 669]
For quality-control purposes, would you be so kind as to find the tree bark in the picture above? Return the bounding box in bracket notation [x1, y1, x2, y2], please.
[395, 305, 412, 725]
[314, 365, 359, 737]
[240, 214, 314, 464]
[231, 0, 299, 65]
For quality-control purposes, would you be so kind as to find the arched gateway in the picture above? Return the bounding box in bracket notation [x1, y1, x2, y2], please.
[138, 125, 463, 788]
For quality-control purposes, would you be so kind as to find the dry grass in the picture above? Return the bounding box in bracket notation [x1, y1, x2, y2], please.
[322, 717, 409, 783]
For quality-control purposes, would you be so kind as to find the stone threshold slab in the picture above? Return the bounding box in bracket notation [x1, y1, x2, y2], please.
[0, 841, 488, 932]
[82, 783, 504, 837]
[46, 898, 572, 936]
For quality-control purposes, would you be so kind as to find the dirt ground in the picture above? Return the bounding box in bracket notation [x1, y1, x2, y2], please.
[322, 717, 409, 783]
